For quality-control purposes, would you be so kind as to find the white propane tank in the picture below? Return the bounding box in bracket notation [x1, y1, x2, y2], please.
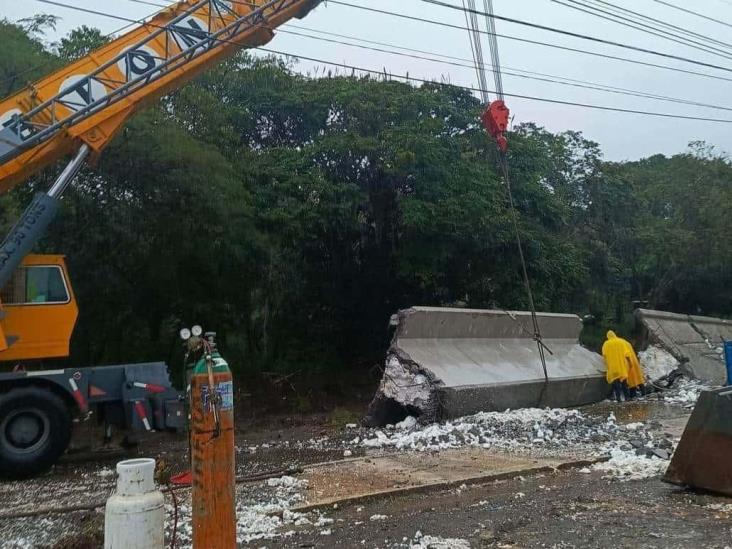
[104, 458, 164, 549]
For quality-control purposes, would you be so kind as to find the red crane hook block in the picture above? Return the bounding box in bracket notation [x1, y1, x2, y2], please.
[481, 100, 510, 153]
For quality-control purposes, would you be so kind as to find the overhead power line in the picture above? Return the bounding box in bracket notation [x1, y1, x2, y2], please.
[652, 0, 732, 30]
[587, 0, 732, 52]
[259, 48, 732, 123]
[280, 27, 732, 113]
[551, 0, 732, 61]
[28, 0, 732, 123]
[325, 0, 732, 85]
[122, 0, 732, 113]
[47, 0, 732, 113]
[215, 0, 732, 84]
[418, 0, 732, 73]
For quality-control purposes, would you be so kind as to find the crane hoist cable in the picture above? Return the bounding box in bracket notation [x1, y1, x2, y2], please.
[462, 1, 551, 400]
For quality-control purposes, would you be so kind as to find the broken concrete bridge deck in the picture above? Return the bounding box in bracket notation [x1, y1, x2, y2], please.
[367, 307, 610, 425]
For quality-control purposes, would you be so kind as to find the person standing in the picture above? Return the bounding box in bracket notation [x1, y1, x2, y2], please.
[624, 338, 646, 397]
[602, 330, 633, 402]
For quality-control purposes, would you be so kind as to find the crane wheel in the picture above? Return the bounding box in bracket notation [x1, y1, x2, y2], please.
[0, 387, 72, 479]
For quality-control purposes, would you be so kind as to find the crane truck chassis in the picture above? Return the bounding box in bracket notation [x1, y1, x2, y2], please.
[0, 254, 184, 478]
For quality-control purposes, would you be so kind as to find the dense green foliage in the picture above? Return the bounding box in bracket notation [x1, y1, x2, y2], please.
[1, 20, 731, 377]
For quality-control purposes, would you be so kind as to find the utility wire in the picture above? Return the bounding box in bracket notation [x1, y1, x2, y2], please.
[256, 48, 732, 123]
[119, 0, 728, 112]
[651, 0, 732, 30]
[222, 20, 732, 112]
[157, 0, 732, 79]
[28, 0, 732, 123]
[552, 0, 732, 61]
[325, 0, 732, 85]
[218, 0, 732, 84]
[418, 0, 732, 73]
[587, 0, 732, 52]
[23, 0, 731, 115]
[230, 15, 732, 111]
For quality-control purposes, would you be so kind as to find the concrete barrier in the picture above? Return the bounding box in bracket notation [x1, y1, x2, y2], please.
[365, 307, 607, 426]
[636, 309, 732, 385]
[664, 386, 732, 496]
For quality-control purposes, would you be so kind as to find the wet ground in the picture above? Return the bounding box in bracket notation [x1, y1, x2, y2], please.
[270, 467, 732, 549]
[1, 392, 730, 548]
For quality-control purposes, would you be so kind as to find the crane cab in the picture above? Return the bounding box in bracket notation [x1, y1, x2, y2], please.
[0, 254, 78, 364]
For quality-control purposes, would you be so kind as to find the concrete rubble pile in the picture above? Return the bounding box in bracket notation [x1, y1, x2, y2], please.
[365, 307, 608, 426]
[358, 406, 676, 460]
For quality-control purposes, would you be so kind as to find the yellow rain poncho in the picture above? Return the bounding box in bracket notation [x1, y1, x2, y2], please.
[601, 330, 630, 384]
[624, 339, 645, 389]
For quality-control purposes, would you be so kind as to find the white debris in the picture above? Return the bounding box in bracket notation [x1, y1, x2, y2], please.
[314, 515, 334, 527]
[265, 475, 303, 488]
[639, 346, 679, 380]
[346, 423, 358, 429]
[320, 529, 332, 536]
[369, 514, 388, 521]
[396, 415, 418, 430]
[343, 450, 353, 457]
[359, 407, 630, 456]
[408, 531, 471, 548]
[159, 474, 313, 546]
[592, 448, 669, 481]
[662, 378, 708, 407]
[96, 467, 115, 478]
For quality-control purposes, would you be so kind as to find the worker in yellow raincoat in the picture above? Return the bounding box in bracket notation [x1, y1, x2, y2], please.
[602, 330, 642, 402]
[624, 339, 646, 397]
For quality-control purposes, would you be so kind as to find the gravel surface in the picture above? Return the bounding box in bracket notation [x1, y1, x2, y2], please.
[0, 373, 725, 548]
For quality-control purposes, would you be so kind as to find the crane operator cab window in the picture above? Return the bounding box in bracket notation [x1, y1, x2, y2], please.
[0, 265, 70, 305]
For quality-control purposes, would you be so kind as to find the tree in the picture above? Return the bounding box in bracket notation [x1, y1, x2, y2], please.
[57, 26, 107, 60]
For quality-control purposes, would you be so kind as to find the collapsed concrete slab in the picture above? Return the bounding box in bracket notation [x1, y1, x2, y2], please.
[636, 309, 731, 385]
[365, 307, 607, 426]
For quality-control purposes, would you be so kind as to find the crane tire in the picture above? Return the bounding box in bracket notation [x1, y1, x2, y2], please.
[0, 387, 72, 479]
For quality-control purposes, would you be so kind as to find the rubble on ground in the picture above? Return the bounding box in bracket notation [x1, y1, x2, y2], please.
[590, 448, 669, 481]
[0, 364, 713, 548]
[166, 475, 315, 545]
[357, 407, 675, 462]
[658, 378, 709, 407]
[403, 531, 472, 549]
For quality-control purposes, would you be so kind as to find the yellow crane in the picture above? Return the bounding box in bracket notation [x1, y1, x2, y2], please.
[0, 0, 320, 361]
[0, 0, 321, 477]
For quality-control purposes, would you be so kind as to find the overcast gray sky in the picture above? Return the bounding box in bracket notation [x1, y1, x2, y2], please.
[2, 0, 732, 160]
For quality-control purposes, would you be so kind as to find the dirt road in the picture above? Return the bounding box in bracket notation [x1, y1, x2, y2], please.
[269, 468, 732, 549]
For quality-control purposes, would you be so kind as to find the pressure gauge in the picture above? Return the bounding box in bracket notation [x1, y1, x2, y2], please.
[191, 325, 203, 337]
[179, 327, 191, 340]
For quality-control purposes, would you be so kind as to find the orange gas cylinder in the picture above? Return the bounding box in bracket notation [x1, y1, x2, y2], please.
[189, 336, 236, 548]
